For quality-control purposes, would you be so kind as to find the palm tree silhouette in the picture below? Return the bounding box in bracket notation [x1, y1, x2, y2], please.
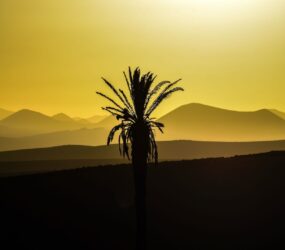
[97, 67, 183, 250]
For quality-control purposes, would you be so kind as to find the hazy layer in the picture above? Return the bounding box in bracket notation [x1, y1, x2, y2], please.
[1, 103, 285, 151]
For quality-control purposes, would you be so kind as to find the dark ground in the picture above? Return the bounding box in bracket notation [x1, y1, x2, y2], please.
[0, 151, 285, 249]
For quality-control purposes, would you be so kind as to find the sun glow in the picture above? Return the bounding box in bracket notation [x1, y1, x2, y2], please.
[149, 0, 259, 31]
[157, 0, 254, 10]
[1, 0, 285, 116]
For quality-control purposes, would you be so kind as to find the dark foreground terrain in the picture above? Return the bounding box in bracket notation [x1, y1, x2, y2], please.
[1, 152, 285, 249]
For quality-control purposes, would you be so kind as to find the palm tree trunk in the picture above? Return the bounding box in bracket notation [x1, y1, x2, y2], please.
[132, 122, 148, 250]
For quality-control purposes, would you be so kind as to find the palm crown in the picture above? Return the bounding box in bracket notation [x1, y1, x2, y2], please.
[96, 67, 183, 163]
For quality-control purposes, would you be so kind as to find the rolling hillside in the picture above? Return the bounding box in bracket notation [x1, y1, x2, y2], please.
[1, 140, 285, 162]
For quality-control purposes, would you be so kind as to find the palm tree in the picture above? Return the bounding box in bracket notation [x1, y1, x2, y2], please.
[97, 67, 183, 250]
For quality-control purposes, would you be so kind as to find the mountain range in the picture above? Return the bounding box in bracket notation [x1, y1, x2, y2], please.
[0, 109, 107, 137]
[1, 140, 285, 162]
[0, 103, 285, 151]
[157, 103, 285, 141]
[1, 140, 285, 176]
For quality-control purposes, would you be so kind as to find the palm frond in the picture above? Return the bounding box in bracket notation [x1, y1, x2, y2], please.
[161, 79, 182, 94]
[146, 87, 184, 117]
[150, 121, 164, 134]
[96, 92, 124, 110]
[101, 77, 134, 115]
[104, 106, 124, 114]
[143, 73, 157, 99]
[101, 107, 123, 119]
[128, 67, 134, 86]
[118, 132, 122, 155]
[120, 125, 130, 159]
[107, 124, 122, 145]
[144, 80, 170, 110]
[123, 71, 131, 93]
[146, 79, 181, 112]
[98, 67, 183, 164]
[119, 89, 136, 117]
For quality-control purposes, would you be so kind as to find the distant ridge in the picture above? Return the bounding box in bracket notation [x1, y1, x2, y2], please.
[3, 109, 57, 124]
[52, 113, 75, 122]
[1, 103, 285, 146]
[0, 109, 96, 136]
[93, 115, 117, 129]
[157, 103, 285, 141]
[0, 109, 63, 136]
[87, 115, 108, 124]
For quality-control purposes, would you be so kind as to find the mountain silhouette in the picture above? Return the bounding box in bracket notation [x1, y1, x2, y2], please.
[93, 115, 117, 129]
[1, 109, 61, 136]
[52, 113, 75, 123]
[0, 108, 13, 120]
[0, 109, 87, 136]
[0, 109, 100, 137]
[1, 103, 285, 142]
[87, 115, 108, 124]
[73, 117, 93, 125]
[157, 103, 285, 141]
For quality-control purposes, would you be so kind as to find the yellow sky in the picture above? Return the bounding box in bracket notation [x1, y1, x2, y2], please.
[1, 0, 285, 117]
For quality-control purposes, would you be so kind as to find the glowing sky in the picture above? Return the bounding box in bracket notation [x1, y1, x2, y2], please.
[1, 0, 285, 117]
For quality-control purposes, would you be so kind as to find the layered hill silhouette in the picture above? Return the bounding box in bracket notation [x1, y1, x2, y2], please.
[52, 113, 75, 123]
[1, 103, 285, 150]
[0, 109, 100, 137]
[2, 140, 285, 176]
[86, 115, 108, 124]
[157, 103, 285, 141]
[98, 103, 285, 141]
[1, 140, 285, 162]
[93, 115, 118, 129]
[0, 128, 108, 151]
